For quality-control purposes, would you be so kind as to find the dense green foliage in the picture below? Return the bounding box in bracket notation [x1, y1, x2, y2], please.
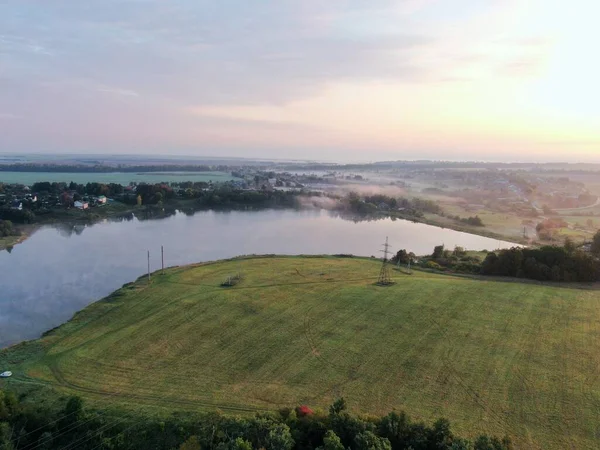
[591, 230, 600, 256]
[344, 193, 442, 217]
[0, 220, 15, 237]
[419, 246, 482, 274]
[458, 216, 484, 227]
[423, 242, 600, 282]
[481, 246, 600, 281]
[0, 392, 511, 450]
[31, 181, 126, 197]
[0, 209, 35, 224]
[195, 188, 300, 209]
[0, 164, 215, 173]
[0, 180, 306, 224]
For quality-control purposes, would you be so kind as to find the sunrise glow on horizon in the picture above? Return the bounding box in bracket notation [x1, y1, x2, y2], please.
[1, 0, 599, 162]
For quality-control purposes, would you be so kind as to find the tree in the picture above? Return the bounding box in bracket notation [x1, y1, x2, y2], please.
[329, 398, 347, 416]
[35, 432, 53, 450]
[231, 437, 253, 450]
[392, 249, 409, 264]
[453, 246, 466, 257]
[461, 216, 484, 227]
[432, 245, 445, 259]
[450, 439, 473, 450]
[473, 435, 513, 450]
[317, 431, 344, 450]
[58, 396, 84, 430]
[0, 423, 14, 450]
[354, 431, 391, 450]
[0, 220, 13, 238]
[265, 423, 294, 450]
[427, 418, 454, 449]
[591, 230, 600, 255]
[564, 237, 576, 254]
[180, 436, 202, 450]
[378, 411, 410, 449]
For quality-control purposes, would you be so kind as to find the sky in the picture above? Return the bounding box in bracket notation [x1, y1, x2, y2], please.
[1, 0, 599, 162]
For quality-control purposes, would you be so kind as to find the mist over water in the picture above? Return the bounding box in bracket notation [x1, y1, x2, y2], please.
[0, 209, 515, 347]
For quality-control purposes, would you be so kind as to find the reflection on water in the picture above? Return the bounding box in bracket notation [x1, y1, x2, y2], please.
[0, 209, 516, 347]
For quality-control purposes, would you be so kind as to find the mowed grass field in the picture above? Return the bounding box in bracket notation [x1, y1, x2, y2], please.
[2, 256, 600, 449]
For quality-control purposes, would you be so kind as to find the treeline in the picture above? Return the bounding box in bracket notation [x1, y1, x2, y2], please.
[418, 243, 600, 282]
[344, 193, 442, 217]
[30, 181, 209, 204]
[481, 246, 600, 282]
[0, 220, 16, 237]
[0, 393, 512, 450]
[196, 189, 301, 209]
[31, 181, 125, 196]
[0, 209, 35, 224]
[457, 216, 484, 227]
[121, 185, 303, 208]
[0, 164, 216, 173]
[418, 245, 482, 274]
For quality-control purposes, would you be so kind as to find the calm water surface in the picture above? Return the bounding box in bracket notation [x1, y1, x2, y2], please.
[0, 209, 516, 347]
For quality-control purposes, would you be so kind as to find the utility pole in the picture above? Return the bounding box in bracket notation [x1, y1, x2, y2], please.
[161, 245, 164, 275]
[147, 250, 151, 283]
[377, 236, 393, 285]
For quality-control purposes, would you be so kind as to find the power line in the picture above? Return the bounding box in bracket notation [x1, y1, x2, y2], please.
[377, 236, 394, 286]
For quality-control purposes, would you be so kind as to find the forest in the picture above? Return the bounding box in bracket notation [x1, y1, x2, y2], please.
[0, 164, 215, 173]
[412, 241, 600, 282]
[0, 393, 512, 450]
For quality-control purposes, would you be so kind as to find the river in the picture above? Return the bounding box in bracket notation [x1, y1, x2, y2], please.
[0, 209, 516, 347]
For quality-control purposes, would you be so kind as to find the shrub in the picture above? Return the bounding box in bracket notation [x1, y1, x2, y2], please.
[424, 261, 443, 271]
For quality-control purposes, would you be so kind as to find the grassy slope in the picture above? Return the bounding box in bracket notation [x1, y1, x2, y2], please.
[0, 234, 26, 251]
[2, 256, 600, 449]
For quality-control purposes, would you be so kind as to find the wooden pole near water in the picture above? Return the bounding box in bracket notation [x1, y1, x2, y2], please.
[147, 250, 151, 283]
[161, 245, 164, 275]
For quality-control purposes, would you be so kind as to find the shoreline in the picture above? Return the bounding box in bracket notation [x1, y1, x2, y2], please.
[0, 206, 527, 253]
[0, 252, 591, 351]
[0, 225, 36, 251]
[388, 211, 528, 246]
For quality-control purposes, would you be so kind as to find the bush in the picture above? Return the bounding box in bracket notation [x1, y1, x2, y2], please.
[424, 260, 443, 271]
[455, 262, 480, 274]
[0, 220, 14, 237]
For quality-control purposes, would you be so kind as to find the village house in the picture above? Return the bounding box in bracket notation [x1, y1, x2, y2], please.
[74, 201, 89, 210]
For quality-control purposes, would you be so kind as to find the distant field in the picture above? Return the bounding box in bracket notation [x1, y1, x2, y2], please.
[2, 256, 600, 449]
[0, 171, 237, 185]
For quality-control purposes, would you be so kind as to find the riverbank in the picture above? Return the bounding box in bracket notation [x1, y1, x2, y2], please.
[393, 210, 529, 246]
[0, 199, 527, 253]
[0, 233, 29, 251]
[0, 202, 141, 251]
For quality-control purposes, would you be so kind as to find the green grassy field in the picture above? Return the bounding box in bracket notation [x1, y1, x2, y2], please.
[2, 256, 600, 449]
[0, 234, 25, 251]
